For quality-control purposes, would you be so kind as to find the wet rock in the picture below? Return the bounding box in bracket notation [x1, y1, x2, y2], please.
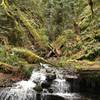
[48, 88, 54, 93]
[36, 93, 41, 100]
[41, 73, 56, 89]
[65, 75, 78, 82]
[46, 68, 53, 73]
[41, 80, 51, 88]
[34, 85, 43, 92]
[43, 94, 65, 100]
[65, 75, 79, 92]
[46, 73, 56, 82]
[79, 73, 100, 93]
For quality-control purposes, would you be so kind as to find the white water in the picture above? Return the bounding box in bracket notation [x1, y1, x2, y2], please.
[50, 79, 70, 93]
[0, 64, 80, 100]
[30, 71, 46, 83]
[0, 80, 36, 100]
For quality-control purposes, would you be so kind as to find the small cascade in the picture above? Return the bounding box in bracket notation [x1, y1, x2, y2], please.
[0, 80, 36, 100]
[0, 64, 81, 100]
[50, 79, 70, 93]
[30, 71, 46, 84]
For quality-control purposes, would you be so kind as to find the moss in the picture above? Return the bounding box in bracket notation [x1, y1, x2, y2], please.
[34, 85, 43, 92]
[12, 47, 48, 63]
[22, 64, 34, 78]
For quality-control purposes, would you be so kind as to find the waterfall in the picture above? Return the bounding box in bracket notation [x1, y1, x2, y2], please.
[30, 71, 46, 83]
[0, 80, 36, 100]
[50, 79, 70, 93]
[0, 64, 81, 100]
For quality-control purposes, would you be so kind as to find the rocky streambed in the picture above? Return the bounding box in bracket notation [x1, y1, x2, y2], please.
[0, 63, 100, 100]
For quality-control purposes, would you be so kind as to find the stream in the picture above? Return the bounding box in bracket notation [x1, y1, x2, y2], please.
[0, 64, 99, 100]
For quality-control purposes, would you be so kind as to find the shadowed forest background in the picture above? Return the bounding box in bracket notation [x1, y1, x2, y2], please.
[0, 0, 100, 80]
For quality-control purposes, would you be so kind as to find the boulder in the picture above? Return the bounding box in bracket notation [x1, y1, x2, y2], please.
[46, 73, 56, 82]
[34, 85, 43, 92]
[41, 73, 56, 89]
[65, 75, 78, 82]
[41, 80, 51, 88]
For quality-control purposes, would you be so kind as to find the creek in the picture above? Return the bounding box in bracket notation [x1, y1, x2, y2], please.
[0, 64, 99, 100]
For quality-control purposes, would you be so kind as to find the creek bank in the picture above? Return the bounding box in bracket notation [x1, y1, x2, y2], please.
[0, 73, 15, 87]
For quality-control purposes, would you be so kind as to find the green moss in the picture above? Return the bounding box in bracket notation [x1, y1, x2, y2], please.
[22, 64, 33, 78]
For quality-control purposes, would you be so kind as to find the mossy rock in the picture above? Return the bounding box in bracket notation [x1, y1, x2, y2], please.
[34, 85, 43, 92]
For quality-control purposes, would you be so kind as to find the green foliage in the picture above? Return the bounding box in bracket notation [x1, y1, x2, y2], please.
[0, 0, 99, 72]
[21, 64, 34, 78]
[0, 45, 23, 66]
[0, 45, 34, 76]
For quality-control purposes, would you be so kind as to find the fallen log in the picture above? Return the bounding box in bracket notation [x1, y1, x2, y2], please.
[12, 47, 60, 67]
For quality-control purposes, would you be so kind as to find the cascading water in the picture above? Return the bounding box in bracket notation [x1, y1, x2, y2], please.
[50, 79, 70, 93]
[0, 67, 47, 100]
[0, 64, 81, 100]
[0, 80, 36, 100]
